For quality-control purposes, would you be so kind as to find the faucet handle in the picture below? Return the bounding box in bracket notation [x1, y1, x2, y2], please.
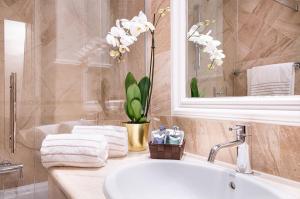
[229, 125, 246, 136]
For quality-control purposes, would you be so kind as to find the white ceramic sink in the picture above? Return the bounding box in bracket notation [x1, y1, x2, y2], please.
[104, 160, 300, 199]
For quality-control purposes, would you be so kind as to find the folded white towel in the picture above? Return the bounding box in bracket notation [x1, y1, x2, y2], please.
[72, 125, 128, 158]
[247, 62, 295, 96]
[41, 134, 108, 168]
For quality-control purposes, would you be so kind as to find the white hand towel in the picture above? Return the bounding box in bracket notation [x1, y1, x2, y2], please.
[72, 125, 128, 158]
[247, 62, 295, 96]
[41, 134, 108, 168]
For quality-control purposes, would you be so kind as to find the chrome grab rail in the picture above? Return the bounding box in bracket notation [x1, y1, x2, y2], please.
[9, 73, 17, 153]
[0, 162, 23, 178]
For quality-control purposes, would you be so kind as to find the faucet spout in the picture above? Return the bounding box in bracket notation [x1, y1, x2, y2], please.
[207, 140, 244, 163]
[207, 125, 252, 174]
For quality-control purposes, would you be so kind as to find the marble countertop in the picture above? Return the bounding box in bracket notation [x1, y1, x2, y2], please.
[49, 152, 300, 199]
[49, 152, 151, 199]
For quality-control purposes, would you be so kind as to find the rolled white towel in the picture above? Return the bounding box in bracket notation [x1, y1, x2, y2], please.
[41, 134, 108, 168]
[72, 125, 128, 158]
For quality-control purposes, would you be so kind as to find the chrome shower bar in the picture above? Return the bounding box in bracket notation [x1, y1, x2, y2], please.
[0, 162, 23, 178]
[232, 62, 300, 77]
[273, 0, 299, 11]
[9, 73, 17, 153]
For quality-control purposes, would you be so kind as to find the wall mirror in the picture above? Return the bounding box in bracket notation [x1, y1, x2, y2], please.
[171, 0, 300, 125]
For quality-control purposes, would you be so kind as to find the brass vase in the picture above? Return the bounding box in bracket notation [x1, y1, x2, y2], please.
[124, 122, 150, 151]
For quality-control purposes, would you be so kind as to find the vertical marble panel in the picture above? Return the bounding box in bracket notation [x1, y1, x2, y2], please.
[149, 0, 171, 117]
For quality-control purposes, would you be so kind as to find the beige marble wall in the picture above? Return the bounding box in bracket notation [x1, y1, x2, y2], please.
[234, 0, 300, 95]
[148, 0, 300, 182]
[148, 0, 171, 116]
[151, 116, 300, 182]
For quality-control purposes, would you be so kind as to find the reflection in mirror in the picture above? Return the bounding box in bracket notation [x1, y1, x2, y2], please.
[186, 0, 300, 98]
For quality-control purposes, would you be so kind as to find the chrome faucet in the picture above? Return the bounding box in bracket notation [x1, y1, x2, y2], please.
[207, 125, 252, 174]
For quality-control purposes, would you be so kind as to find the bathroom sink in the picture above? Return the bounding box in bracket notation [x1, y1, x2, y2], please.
[104, 160, 300, 199]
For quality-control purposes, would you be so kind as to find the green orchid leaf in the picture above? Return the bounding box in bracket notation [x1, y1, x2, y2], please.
[127, 83, 141, 103]
[138, 76, 150, 112]
[191, 77, 200, 97]
[124, 101, 134, 121]
[138, 117, 148, 123]
[130, 99, 142, 121]
[125, 72, 137, 92]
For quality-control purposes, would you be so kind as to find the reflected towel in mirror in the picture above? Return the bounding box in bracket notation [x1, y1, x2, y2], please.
[247, 62, 295, 96]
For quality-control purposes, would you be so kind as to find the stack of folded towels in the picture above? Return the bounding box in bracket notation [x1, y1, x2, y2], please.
[72, 125, 128, 158]
[40, 125, 128, 168]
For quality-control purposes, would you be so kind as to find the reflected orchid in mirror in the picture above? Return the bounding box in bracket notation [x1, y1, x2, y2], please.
[106, 11, 155, 62]
[187, 20, 225, 70]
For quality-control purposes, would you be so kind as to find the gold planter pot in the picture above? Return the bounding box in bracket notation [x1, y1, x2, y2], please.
[124, 122, 149, 151]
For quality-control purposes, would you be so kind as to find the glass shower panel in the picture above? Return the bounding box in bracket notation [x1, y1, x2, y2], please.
[35, 0, 146, 126]
[0, 0, 38, 197]
[33, 0, 146, 197]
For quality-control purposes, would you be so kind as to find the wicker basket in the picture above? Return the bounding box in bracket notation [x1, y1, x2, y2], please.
[149, 139, 185, 160]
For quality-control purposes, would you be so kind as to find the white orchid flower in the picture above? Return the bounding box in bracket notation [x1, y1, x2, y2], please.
[194, 34, 213, 46]
[119, 45, 130, 54]
[203, 40, 221, 54]
[120, 19, 131, 29]
[188, 36, 198, 43]
[132, 11, 155, 31]
[120, 35, 136, 46]
[187, 22, 226, 67]
[129, 21, 147, 37]
[110, 26, 126, 37]
[210, 49, 225, 60]
[106, 10, 158, 60]
[187, 25, 200, 38]
[106, 34, 119, 47]
[214, 59, 224, 66]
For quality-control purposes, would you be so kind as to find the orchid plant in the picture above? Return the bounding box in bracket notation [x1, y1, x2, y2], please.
[106, 8, 170, 123]
[187, 20, 225, 70]
[187, 20, 225, 98]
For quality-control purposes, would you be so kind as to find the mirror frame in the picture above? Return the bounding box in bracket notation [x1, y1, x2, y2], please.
[171, 0, 300, 126]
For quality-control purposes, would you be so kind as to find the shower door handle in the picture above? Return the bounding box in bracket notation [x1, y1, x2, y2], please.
[9, 73, 17, 153]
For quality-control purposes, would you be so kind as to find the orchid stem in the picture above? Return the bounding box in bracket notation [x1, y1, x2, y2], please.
[145, 13, 156, 118]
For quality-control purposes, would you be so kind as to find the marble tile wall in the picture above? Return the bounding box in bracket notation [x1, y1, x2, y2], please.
[148, 0, 171, 116]
[151, 116, 300, 181]
[149, 0, 300, 182]
[234, 0, 300, 95]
